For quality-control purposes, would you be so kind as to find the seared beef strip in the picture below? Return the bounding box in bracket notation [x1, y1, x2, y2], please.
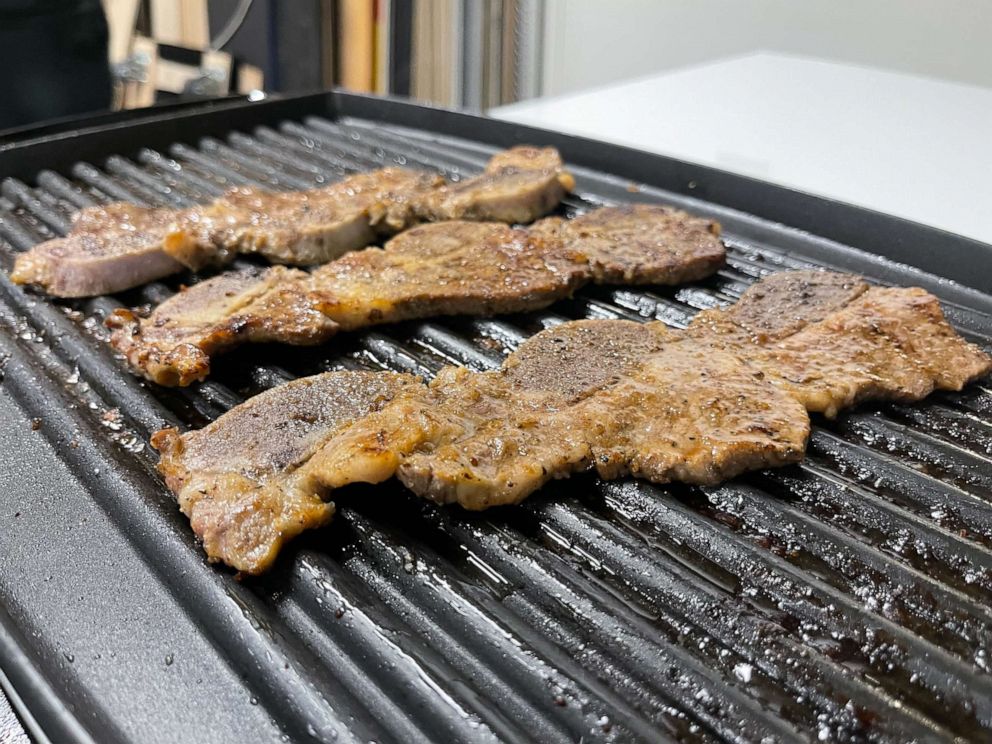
[111, 206, 726, 386]
[159, 320, 803, 572]
[419, 146, 575, 224]
[308, 221, 587, 329]
[153, 371, 422, 572]
[9, 169, 434, 296]
[109, 266, 338, 387]
[395, 322, 810, 507]
[692, 269, 870, 341]
[9, 203, 185, 297]
[690, 271, 992, 416]
[532, 204, 726, 285]
[153, 271, 991, 573]
[10, 146, 574, 297]
[164, 168, 445, 271]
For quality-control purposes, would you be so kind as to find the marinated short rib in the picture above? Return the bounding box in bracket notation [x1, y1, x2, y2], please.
[691, 269, 870, 342]
[10, 203, 185, 297]
[308, 221, 588, 329]
[164, 168, 445, 271]
[153, 371, 421, 572]
[108, 266, 338, 387]
[152, 271, 991, 572]
[689, 270, 992, 416]
[532, 204, 725, 284]
[112, 207, 727, 385]
[110, 222, 588, 385]
[153, 320, 807, 572]
[419, 146, 576, 224]
[11, 146, 574, 298]
[397, 267, 992, 505]
[395, 322, 811, 507]
[9, 168, 438, 296]
[243, 322, 680, 521]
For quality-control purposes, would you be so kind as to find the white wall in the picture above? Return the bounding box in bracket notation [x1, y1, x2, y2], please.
[540, 0, 992, 97]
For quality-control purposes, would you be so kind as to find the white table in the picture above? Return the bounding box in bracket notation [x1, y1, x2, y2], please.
[492, 53, 992, 245]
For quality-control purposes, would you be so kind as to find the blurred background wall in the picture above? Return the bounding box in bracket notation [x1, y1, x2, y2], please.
[6, 0, 986, 130]
[108, 0, 992, 110]
[539, 0, 992, 98]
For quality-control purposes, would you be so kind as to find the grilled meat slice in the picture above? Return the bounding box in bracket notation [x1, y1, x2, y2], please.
[154, 371, 420, 574]
[151, 319, 806, 571]
[533, 204, 725, 285]
[112, 222, 586, 385]
[216, 322, 672, 510]
[8, 168, 439, 295]
[112, 207, 727, 385]
[694, 269, 870, 341]
[308, 221, 586, 329]
[150, 322, 673, 571]
[502, 317, 675, 401]
[398, 324, 810, 507]
[420, 146, 575, 224]
[10, 203, 185, 297]
[268, 325, 648, 517]
[690, 271, 992, 416]
[108, 266, 337, 386]
[152, 272, 991, 572]
[10, 146, 574, 298]
[165, 168, 445, 271]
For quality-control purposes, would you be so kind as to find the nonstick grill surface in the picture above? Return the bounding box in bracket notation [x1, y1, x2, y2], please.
[1, 94, 991, 744]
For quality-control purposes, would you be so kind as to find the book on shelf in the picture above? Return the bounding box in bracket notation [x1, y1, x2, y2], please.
[338, 0, 375, 93]
[332, 0, 544, 109]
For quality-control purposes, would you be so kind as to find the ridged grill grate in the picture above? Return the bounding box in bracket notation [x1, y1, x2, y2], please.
[1, 111, 991, 743]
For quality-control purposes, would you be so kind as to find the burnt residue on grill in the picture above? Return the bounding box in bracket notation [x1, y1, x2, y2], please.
[1, 112, 992, 744]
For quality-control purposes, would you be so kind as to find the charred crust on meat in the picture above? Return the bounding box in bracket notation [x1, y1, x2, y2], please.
[149, 271, 992, 572]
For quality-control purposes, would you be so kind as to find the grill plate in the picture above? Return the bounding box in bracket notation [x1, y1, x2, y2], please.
[1, 92, 991, 743]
